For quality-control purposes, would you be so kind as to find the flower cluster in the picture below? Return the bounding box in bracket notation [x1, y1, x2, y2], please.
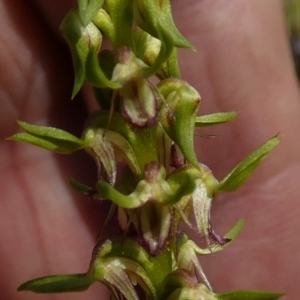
[11, 0, 282, 299]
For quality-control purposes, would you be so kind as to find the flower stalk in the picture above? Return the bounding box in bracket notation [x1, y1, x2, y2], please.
[11, 0, 283, 299]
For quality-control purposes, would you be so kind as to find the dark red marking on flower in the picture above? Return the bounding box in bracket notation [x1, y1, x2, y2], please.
[170, 144, 187, 168]
[208, 225, 231, 246]
[137, 203, 173, 256]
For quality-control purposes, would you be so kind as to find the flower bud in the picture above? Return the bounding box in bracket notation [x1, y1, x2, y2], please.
[133, 0, 194, 49]
[78, 0, 104, 26]
[61, 9, 102, 97]
[133, 28, 181, 79]
[158, 79, 201, 169]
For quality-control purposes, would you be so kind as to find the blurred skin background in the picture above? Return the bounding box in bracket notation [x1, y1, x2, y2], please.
[0, 0, 300, 299]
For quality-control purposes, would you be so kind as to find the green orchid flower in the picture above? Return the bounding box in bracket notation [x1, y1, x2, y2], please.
[133, 0, 194, 76]
[158, 78, 201, 169]
[96, 162, 196, 255]
[111, 47, 160, 127]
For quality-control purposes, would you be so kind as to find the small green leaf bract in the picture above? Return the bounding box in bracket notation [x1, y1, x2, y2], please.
[195, 111, 238, 127]
[217, 290, 283, 300]
[69, 177, 93, 193]
[8, 121, 88, 154]
[218, 136, 280, 192]
[17, 273, 95, 293]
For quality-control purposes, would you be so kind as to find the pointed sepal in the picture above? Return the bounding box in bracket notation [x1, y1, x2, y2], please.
[176, 238, 212, 290]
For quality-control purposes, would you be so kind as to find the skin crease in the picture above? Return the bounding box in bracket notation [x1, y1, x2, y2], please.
[0, 0, 299, 299]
